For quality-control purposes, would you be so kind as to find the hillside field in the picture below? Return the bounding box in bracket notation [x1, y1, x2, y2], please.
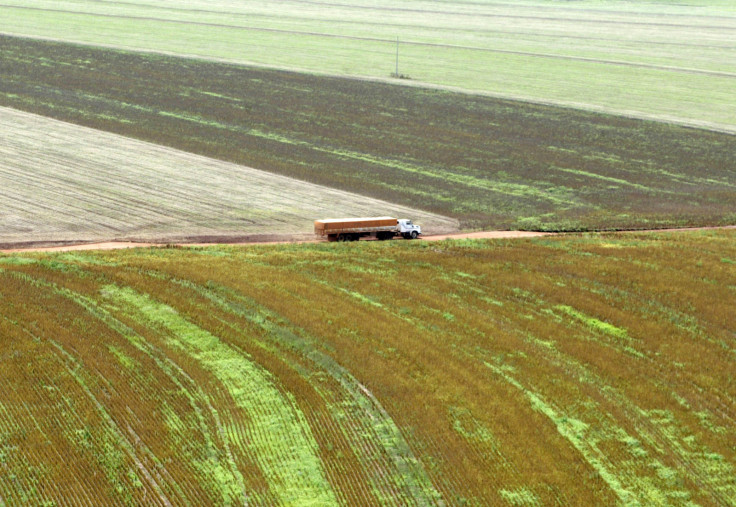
[2, 1, 735, 505]
[0, 0, 735, 131]
[2, 36, 735, 233]
[0, 230, 735, 504]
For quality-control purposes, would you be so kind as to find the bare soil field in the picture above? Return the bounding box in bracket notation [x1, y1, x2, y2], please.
[0, 107, 458, 247]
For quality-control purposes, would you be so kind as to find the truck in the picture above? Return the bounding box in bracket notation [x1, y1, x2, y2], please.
[314, 216, 422, 242]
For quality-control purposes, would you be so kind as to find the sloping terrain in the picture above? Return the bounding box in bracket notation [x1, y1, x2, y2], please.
[2, 37, 735, 231]
[0, 106, 457, 247]
[0, 230, 734, 504]
[0, 0, 734, 130]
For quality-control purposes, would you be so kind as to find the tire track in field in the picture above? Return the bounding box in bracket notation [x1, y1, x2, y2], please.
[86, 0, 736, 23]
[169, 276, 443, 504]
[3, 272, 175, 505]
[265, 0, 736, 28]
[79, 0, 736, 49]
[2, 5, 734, 78]
[103, 284, 340, 504]
[76, 0, 736, 29]
[16, 267, 256, 504]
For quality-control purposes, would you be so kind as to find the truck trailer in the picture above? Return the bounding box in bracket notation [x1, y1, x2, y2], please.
[314, 217, 422, 241]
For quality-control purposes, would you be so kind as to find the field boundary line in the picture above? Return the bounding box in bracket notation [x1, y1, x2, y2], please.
[4, 3, 736, 30]
[2, 8, 733, 78]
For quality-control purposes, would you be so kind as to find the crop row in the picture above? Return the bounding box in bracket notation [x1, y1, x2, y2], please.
[0, 230, 734, 503]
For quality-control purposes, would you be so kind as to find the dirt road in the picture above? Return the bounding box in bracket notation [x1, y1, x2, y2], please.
[0, 231, 552, 254]
[5, 226, 734, 254]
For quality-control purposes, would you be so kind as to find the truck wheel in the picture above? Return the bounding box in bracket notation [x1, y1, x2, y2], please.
[410, 231, 418, 239]
[337, 234, 347, 242]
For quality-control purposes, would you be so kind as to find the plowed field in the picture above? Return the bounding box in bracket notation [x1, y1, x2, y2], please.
[0, 106, 457, 247]
[0, 230, 734, 504]
[3, 37, 735, 232]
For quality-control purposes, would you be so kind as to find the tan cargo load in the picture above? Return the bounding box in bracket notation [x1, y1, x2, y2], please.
[314, 217, 397, 234]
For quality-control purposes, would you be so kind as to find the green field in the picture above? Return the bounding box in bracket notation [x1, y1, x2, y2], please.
[2, 36, 735, 232]
[1, 230, 735, 504]
[1, 0, 734, 131]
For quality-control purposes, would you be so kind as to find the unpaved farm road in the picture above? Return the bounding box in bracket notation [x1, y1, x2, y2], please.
[3, 226, 735, 254]
[0, 231, 549, 254]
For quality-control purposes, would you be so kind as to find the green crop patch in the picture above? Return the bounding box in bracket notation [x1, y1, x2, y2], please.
[554, 305, 629, 340]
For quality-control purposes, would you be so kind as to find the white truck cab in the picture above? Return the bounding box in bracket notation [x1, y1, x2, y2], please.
[397, 219, 421, 239]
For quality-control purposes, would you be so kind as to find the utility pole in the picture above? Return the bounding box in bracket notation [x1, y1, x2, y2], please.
[395, 36, 399, 77]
